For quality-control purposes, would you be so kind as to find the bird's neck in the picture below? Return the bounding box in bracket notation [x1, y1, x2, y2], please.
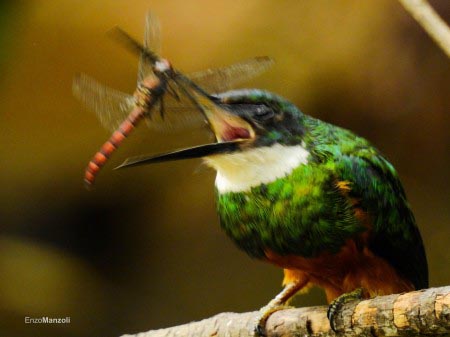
[204, 143, 310, 193]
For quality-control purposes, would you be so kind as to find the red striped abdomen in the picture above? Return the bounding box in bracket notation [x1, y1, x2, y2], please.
[84, 106, 145, 187]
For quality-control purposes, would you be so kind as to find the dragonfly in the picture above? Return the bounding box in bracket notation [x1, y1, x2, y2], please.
[73, 12, 274, 188]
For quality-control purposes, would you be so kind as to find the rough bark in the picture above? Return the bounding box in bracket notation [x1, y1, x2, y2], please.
[120, 286, 450, 337]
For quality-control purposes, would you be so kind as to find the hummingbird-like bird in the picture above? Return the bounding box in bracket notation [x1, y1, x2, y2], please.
[119, 88, 428, 331]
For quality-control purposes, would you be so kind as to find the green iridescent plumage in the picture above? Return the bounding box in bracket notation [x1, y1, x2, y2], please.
[217, 160, 363, 258]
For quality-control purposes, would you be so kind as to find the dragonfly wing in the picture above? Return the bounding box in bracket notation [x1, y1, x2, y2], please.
[143, 95, 207, 132]
[149, 56, 274, 131]
[73, 73, 136, 132]
[137, 11, 161, 83]
[187, 56, 274, 93]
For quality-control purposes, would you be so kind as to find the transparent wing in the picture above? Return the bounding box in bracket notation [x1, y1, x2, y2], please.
[73, 73, 205, 134]
[132, 13, 274, 130]
[74, 58, 274, 133]
[143, 101, 207, 132]
[186, 56, 274, 93]
[73, 73, 135, 132]
[143, 76, 209, 132]
[79, 10, 274, 134]
[137, 11, 161, 83]
[144, 56, 275, 132]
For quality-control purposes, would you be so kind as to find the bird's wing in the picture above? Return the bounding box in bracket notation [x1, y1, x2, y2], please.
[334, 153, 428, 290]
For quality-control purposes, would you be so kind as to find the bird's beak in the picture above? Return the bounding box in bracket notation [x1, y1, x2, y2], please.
[115, 94, 254, 170]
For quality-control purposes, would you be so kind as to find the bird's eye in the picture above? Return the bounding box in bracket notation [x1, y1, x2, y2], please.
[253, 105, 275, 121]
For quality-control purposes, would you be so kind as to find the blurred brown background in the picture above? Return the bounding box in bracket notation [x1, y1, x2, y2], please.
[0, 1, 449, 336]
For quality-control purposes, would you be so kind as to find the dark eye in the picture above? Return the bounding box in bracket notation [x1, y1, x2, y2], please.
[253, 105, 275, 120]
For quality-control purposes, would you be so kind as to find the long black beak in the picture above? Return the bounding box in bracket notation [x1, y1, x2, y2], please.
[115, 141, 242, 169]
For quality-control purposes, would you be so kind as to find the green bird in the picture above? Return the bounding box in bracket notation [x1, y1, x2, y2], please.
[118, 88, 428, 332]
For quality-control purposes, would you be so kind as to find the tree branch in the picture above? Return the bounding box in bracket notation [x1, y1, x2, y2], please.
[398, 0, 450, 57]
[120, 286, 450, 337]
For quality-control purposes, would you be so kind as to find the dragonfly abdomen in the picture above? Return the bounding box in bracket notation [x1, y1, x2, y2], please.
[83, 74, 169, 187]
[84, 106, 146, 187]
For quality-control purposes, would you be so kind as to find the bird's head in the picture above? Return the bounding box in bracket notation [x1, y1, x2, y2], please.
[205, 89, 305, 147]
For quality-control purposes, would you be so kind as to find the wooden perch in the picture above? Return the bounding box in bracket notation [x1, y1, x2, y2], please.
[398, 0, 450, 57]
[120, 286, 450, 337]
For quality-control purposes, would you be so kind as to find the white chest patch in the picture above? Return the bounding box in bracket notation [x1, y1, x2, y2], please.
[203, 143, 310, 193]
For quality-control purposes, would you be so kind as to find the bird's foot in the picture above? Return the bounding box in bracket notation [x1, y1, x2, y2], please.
[254, 304, 293, 337]
[253, 281, 305, 336]
[327, 288, 364, 332]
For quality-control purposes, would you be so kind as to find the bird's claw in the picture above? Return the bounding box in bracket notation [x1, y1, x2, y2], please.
[327, 288, 364, 332]
[254, 321, 267, 337]
[254, 305, 292, 337]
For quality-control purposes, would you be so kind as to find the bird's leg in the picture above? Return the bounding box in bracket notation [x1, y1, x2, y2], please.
[255, 281, 305, 337]
[327, 288, 364, 332]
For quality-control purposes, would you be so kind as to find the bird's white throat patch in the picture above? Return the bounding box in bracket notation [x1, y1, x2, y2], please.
[204, 143, 309, 193]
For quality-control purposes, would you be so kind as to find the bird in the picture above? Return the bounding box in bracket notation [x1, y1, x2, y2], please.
[118, 88, 428, 333]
